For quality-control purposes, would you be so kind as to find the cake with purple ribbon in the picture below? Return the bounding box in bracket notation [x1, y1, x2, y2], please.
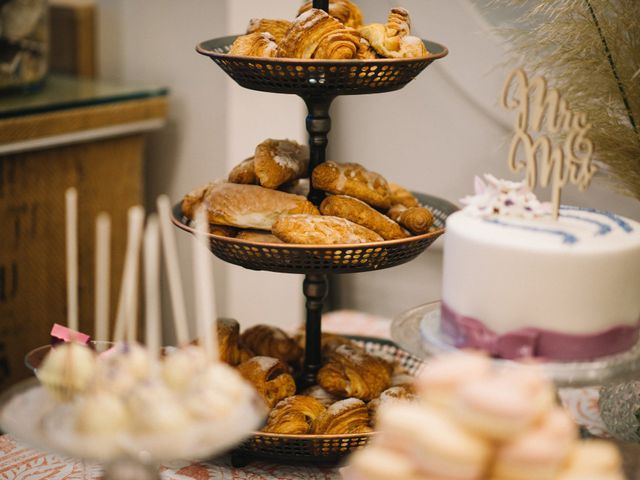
[437, 174, 640, 361]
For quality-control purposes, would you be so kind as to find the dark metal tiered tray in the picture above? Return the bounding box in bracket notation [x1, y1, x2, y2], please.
[178, 0, 451, 465]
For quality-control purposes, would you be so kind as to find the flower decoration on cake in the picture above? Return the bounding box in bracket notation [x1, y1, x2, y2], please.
[460, 174, 552, 219]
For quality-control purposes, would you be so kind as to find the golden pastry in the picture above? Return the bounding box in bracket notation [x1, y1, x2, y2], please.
[367, 386, 416, 424]
[279, 178, 310, 197]
[262, 395, 327, 434]
[358, 8, 428, 58]
[387, 204, 434, 235]
[278, 9, 361, 60]
[298, 0, 364, 29]
[182, 182, 319, 231]
[302, 385, 341, 408]
[295, 331, 356, 358]
[246, 18, 292, 43]
[389, 183, 420, 209]
[229, 32, 278, 58]
[240, 324, 303, 366]
[254, 139, 310, 189]
[317, 344, 392, 401]
[237, 356, 296, 408]
[217, 318, 243, 366]
[209, 224, 239, 238]
[228, 157, 258, 185]
[272, 214, 383, 245]
[312, 161, 392, 209]
[321, 195, 409, 240]
[356, 35, 377, 59]
[236, 230, 284, 243]
[314, 398, 373, 434]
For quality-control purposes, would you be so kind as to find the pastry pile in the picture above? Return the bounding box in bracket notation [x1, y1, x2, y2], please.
[343, 352, 625, 480]
[229, 1, 428, 60]
[182, 138, 435, 245]
[214, 320, 416, 435]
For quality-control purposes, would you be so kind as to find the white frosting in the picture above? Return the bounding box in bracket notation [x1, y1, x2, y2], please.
[442, 204, 640, 335]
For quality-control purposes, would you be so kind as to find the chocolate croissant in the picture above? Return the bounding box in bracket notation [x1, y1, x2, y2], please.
[246, 18, 292, 43]
[254, 139, 310, 189]
[229, 32, 278, 58]
[182, 182, 319, 231]
[320, 195, 409, 241]
[387, 204, 434, 235]
[317, 344, 392, 401]
[237, 356, 296, 408]
[358, 8, 427, 58]
[314, 398, 373, 434]
[240, 324, 303, 366]
[298, 0, 364, 29]
[312, 161, 392, 210]
[278, 9, 362, 60]
[262, 395, 327, 434]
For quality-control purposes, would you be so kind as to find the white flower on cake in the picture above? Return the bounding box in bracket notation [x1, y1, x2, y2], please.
[460, 174, 552, 219]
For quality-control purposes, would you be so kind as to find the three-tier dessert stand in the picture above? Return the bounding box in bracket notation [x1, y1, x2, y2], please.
[173, 0, 455, 465]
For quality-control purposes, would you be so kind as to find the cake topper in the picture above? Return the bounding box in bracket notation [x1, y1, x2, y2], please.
[501, 68, 598, 219]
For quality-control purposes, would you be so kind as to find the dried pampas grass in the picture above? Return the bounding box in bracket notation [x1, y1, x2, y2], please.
[500, 0, 640, 201]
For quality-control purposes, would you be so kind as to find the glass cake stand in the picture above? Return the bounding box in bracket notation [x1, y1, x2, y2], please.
[391, 301, 640, 388]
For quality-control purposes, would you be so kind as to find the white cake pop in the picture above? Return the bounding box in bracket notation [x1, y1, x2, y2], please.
[75, 390, 129, 435]
[38, 342, 97, 400]
[162, 345, 209, 391]
[94, 341, 150, 395]
[127, 380, 190, 433]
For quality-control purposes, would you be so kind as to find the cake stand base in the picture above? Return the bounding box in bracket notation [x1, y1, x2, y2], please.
[391, 301, 640, 388]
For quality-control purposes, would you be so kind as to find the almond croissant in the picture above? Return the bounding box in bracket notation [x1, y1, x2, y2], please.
[229, 32, 278, 58]
[298, 0, 364, 29]
[278, 9, 362, 60]
[358, 7, 427, 58]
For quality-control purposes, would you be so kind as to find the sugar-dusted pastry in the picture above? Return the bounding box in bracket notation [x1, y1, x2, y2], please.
[236, 230, 284, 244]
[241, 324, 303, 365]
[321, 195, 409, 240]
[302, 385, 340, 408]
[295, 331, 356, 358]
[314, 398, 373, 434]
[254, 139, 310, 189]
[182, 182, 319, 231]
[387, 204, 434, 235]
[237, 356, 296, 409]
[229, 32, 278, 58]
[389, 183, 420, 208]
[358, 8, 428, 59]
[298, 0, 364, 29]
[228, 157, 258, 185]
[317, 344, 391, 401]
[262, 395, 327, 434]
[312, 161, 392, 209]
[246, 18, 292, 43]
[368, 386, 416, 425]
[278, 9, 362, 60]
[273, 214, 383, 245]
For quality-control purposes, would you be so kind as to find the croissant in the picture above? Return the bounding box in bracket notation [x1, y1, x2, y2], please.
[217, 318, 242, 366]
[228, 157, 258, 185]
[294, 331, 356, 359]
[240, 324, 303, 366]
[278, 9, 361, 60]
[302, 385, 341, 408]
[387, 204, 434, 235]
[298, 0, 364, 29]
[317, 344, 392, 401]
[358, 8, 427, 59]
[262, 395, 327, 434]
[314, 398, 373, 434]
[389, 183, 420, 209]
[246, 18, 292, 43]
[254, 139, 310, 189]
[229, 32, 278, 58]
[237, 356, 296, 408]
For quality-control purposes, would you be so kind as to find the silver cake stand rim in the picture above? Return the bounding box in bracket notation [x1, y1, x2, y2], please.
[391, 301, 640, 388]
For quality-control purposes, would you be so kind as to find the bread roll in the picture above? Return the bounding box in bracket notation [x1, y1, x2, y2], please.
[272, 214, 383, 245]
[321, 195, 409, 240]
[387, 204, 434, 235]
[312, 162, 391, 209]
[228, 157, 258, 185]
[254, 139, 309, 189]
[236, 230, 284, 244]
[389, 183, 420, 209]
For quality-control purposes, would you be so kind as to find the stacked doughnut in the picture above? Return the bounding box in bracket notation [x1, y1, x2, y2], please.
[182, 138, 436, 245]
[343, 352, 625, 480]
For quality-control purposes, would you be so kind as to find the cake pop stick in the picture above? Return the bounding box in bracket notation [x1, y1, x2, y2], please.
[65, 188, 79, 335]
[144, 216, 161, 363]
[157, 195, 189, 346]
[94, 213, 111, 351]
[193, 208, 219, 362]
[113, 206, 145, 343]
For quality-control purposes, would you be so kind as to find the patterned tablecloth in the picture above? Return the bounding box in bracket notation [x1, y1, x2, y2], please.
[0, 311, 391, 480]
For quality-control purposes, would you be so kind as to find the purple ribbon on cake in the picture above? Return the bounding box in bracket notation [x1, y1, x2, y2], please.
[440, 303, 640, 361]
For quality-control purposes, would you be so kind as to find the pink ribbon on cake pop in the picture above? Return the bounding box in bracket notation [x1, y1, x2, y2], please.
[440, 303, 640, 361]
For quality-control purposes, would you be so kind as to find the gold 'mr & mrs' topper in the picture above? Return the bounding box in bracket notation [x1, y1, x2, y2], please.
[500, 68, 598, 219]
